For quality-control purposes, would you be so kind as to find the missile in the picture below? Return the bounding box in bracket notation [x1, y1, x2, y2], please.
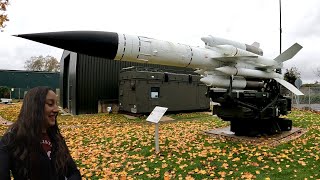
[14, 31, 221, 70]
[14, 31, 304, 95]
[204, 45, 278, 67]
[200, 75, 264, 89]
[14, 31, 280, 69]
[215, 66, 282, 79]
[201, 35, 263, 55]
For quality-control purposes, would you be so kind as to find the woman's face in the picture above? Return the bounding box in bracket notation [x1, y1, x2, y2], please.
[44, 90, 59, 129]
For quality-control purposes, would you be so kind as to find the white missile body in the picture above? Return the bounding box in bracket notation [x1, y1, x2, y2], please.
[111, 33, 303, 95]
[215, 66, 283, 79]
[114, 34, 221, 69]
[113, 34, 281, 71]
[200, 75, 246, 89]
[201, 35, 263, 55]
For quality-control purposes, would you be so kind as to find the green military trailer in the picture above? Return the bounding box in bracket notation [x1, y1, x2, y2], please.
[119, 68, 210, 114]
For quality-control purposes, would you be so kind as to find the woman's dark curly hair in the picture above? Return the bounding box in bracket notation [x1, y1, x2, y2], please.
[2, 86, 71, 178]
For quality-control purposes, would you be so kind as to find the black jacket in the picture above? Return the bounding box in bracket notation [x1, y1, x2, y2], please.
[0, 133, 81, 180]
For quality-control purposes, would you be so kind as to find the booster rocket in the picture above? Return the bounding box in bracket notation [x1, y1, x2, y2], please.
[201, 35, 263, 56]
[14, 31, 303, 95]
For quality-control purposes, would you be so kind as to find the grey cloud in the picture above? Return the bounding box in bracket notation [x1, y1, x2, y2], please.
[290, 2, 320, 38]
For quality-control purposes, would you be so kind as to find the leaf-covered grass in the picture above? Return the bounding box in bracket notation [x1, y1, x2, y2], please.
[0, 103, 21, 122]
[0, 103, 319, 179]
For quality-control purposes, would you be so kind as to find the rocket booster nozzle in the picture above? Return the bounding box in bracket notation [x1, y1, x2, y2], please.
[15, 31, 119, 59]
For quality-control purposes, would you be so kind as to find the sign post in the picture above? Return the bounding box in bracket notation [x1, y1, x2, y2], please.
[146, 106, 168, 153]
[155, 123, 159, 153]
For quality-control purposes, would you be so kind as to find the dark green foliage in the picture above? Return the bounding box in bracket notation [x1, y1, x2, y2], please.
[284, 67, 301, 86]
[0, 86, 10, 98]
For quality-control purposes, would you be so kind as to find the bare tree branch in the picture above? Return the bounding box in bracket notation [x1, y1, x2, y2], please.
[315, 67, 320, 78]
[24, 55, 60, 72]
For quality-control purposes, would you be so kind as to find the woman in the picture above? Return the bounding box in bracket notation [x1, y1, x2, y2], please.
[0, 86, 81, 180]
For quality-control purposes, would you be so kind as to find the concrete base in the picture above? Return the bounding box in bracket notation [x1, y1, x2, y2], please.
[204, 126, 307, 147]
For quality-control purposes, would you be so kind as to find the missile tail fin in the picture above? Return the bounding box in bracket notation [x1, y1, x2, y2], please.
[274, 78, 304, 96]
[274, 43, 303, 63]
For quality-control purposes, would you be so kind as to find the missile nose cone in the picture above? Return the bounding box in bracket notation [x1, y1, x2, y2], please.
[200, 77, 212, 86]
[215, 66, 237, 75]
[201, 36, 210, 43]
[215, 67, 227, 73]
[13, 31, 119, 59]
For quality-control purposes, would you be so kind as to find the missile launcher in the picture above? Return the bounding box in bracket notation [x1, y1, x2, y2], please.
[14, 31, 303, 136]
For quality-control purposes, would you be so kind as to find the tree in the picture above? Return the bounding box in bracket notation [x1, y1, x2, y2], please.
[0, 86, 10, 98]
[24, 55, 60, 72]
[284, 67, 301, 86]
[0, 0, 9, 31]
[315, 67, 320, 79]
[44, 56, 60, 72]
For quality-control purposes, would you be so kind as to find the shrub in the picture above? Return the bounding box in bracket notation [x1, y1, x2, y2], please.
[0, 86, 10, 98]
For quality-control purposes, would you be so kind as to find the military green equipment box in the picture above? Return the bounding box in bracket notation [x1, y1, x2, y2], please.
[119, 69, 210, 113]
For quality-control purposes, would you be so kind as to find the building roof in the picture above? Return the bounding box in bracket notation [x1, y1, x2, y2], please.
[0, 69, 59, 74]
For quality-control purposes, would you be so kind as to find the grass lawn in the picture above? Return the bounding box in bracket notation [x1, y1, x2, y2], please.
[0, 103, 319, 179]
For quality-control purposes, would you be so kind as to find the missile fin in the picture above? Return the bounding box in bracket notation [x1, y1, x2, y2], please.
[274, 78, 304, 96]
[274, 43, 303, 63]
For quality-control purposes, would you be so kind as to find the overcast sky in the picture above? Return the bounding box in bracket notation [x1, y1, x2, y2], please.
[0, 0, 319, 83]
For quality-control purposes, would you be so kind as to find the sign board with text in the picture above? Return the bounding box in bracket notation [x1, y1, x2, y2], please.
[146, 106, 168, 123]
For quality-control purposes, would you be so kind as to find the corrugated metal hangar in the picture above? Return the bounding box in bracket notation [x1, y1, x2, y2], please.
[60, 50, 210, 115]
